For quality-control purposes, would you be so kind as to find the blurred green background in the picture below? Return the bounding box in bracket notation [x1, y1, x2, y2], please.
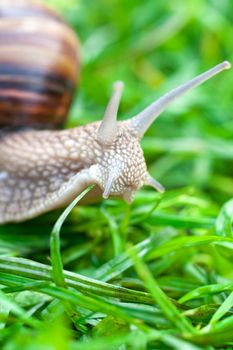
[48, 0, 233, 205]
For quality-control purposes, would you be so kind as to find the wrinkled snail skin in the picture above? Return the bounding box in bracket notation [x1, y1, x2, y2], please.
[0, 61, 231, 224]
[0, 2, 231, 224]
[0, 121, 147, 223]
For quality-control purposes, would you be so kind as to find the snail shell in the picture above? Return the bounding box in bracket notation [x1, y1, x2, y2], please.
[0, 0, 80, 128]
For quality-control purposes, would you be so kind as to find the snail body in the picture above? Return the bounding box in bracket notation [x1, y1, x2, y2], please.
[0, 1, 231, 224]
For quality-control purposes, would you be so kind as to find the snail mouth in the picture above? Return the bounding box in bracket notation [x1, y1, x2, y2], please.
[88, 163, 165, 204]
[122, 188, 136, 203]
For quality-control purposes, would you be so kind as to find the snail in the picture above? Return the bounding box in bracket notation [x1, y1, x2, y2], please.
[0, 1, 231, 224]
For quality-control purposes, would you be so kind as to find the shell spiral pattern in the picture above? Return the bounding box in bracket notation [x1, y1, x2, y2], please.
[0, 0, 80, 128]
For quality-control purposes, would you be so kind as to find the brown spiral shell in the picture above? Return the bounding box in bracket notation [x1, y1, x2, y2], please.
[0, 0, 80, 128]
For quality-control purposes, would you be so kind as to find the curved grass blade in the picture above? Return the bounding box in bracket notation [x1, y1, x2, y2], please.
[179, 283, 233, 304]
[216, 198, 233, 238]
[51, 185, 95, 287]
[0, 290, 40, 328]
[130, 250, 195, 334]
[209, 291, 233, 325]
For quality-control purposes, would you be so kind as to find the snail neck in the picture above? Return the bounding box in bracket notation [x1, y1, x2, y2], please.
[0, 124, 100, 223]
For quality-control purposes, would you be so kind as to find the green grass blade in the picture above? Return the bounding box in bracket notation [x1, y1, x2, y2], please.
[209, 291, 233, 325]
[179, 284, 233, 304]
[215, 198, 233, 238]
[51, 185, 95, 287]
[130, 250, 195, 334]
[0, 290, 40, 328]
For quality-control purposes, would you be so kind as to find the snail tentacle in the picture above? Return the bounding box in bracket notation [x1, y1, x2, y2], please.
[144, 174, 165, 193]
[129, 61, 231, 138]
[102, 171, 118, 199]
[97, 81, 124, 145]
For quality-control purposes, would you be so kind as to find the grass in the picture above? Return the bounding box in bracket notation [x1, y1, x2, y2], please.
[0, 0, 233, 349]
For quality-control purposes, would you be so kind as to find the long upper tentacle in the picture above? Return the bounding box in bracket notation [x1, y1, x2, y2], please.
[129, 61, 231, 138]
